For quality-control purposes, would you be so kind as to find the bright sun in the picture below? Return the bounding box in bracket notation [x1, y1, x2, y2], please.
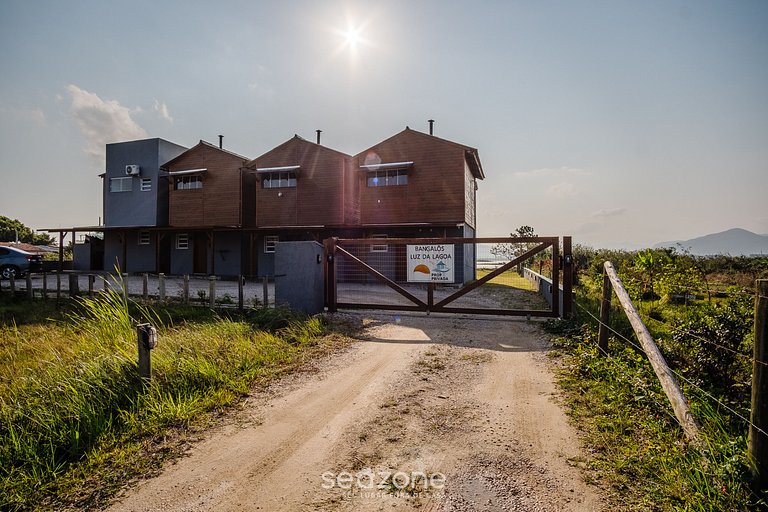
[334, 19, 369, 57]
[343, 27, 362, 49]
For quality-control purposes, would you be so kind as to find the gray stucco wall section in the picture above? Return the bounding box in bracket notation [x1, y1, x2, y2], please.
[73, 244, 90, 271]
[170, 235, 194, 275]
[257, 236, 276, 277]
[103, 232, 122, 273]
[213, 232, 242, 276]
[102, 231, 157, 273]
[104, 138, 186, 227]
[125, 233, 157, 273]
[274, 241, 325, 314]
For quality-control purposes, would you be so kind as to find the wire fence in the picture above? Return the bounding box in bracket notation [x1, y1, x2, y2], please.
[573, 291, 768, 441]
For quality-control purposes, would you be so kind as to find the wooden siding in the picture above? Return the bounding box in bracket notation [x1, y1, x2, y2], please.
[465, 161, 477, 229]
[167, 143, 246, 227]
[248, 137, 353, 227]
[355, 129, 467, 226]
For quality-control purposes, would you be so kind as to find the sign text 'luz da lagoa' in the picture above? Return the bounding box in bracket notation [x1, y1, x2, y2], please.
[407, 244, 455, 283]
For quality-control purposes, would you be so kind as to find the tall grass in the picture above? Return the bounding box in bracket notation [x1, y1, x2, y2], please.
[0, 290, 330, 511]
[546, 315, 765, 510]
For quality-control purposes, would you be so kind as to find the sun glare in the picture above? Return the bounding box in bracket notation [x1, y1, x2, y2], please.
[343, 27, 362, 50]
[334, 18, 370, 58]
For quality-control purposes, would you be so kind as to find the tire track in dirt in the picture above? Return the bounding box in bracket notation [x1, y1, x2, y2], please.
[108, 313, 605, 512]
[108, 325, 429, 512]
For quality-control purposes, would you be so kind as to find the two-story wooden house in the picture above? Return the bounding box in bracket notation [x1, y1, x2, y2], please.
[351, 127, 484, 283]
[355, 127, 483, 235]
[243, 135, 358, 276]
[162, 140, 250, 275]
[67, 125, 485, 281]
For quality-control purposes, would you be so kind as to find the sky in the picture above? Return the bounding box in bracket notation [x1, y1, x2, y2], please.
[1, 0, 766, 249]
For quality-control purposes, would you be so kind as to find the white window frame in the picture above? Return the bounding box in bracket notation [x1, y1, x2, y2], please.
[174, 176, 203, 190]
[371, 234, 388, 253]
[109, 177, 133, 192]
[138, 231, 150, 246]
[140, 178, 152, 191]
[366, 169, 408, 187]
[176, 233, 189, 250]
[262, 172, 297, 189]
[264, 235, 278, 253]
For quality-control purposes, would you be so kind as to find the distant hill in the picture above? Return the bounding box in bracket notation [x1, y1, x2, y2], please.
[654, 228, 768, 256]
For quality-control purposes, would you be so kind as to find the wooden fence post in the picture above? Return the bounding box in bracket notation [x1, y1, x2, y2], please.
[56, 272, 61, 300]
[603, 261, 701, 442]
[598, 269, 612, 354]
[183, 274, 189, 304]
[238, 275, 244, 311]
[209, 276, 216, 308]
[750, 279, 768, 490]
[26, 273, 33, 300]
[159, 273, 166, 301]
[68, 273, 79, 297]
[42, 272, 47, 300]
[88, 274, 95, 298]
[262, 276, 269, 308]
[142, 273, 149, 300]
[9, 275, 15, 294]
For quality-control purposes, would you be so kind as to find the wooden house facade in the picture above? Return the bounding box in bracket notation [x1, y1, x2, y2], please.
[349, 128, 485, 283]
[67, 127, 485, 281]
[162, 141, 250, 275]
[243, 135, 358, 276]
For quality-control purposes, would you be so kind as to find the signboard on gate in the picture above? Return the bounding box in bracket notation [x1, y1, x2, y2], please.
[407, 244, 455, 283]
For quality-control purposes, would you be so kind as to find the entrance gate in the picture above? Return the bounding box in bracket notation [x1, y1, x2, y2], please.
[324, 237, 573, 318]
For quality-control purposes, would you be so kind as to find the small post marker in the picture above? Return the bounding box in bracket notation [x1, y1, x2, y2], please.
[137, 324, 158, 382]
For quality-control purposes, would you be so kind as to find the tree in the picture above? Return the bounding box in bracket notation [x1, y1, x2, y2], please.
[490, 225, 538, 261]
[0, 216, 54, 245]
[634, 248, 670, 299]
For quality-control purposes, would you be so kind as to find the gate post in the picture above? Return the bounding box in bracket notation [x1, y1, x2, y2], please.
[750, 279, 768, 491]
[324, 238, 338, 312]
[551, 240, 560, 318]
[562, 236, 573, 319]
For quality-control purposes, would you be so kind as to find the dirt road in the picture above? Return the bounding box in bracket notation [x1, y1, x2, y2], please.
[108, 312, 604, 511]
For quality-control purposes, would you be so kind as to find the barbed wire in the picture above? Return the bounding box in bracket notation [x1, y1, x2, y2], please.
[576, 294, 767, 368]
[670, 367, 768, 439]
[571, 302, 689, 425]
[653, 284, 754, 296]
[572, 300, 768, 439]
[671, 327, 767, 367]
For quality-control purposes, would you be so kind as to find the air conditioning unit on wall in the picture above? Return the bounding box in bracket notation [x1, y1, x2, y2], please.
[125, 164, 141, 176]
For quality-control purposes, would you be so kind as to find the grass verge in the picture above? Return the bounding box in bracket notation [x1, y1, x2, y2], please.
[544, 317, 766, 511]
[0, 292, 350, 511]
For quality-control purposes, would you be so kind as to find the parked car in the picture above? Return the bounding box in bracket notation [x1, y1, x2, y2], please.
[0, 246, 44, 279]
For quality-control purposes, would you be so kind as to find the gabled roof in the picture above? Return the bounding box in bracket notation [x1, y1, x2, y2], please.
[355, 127, 485, 179]
[161, 140, 250, 168]
[245, 134, 351, 168]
